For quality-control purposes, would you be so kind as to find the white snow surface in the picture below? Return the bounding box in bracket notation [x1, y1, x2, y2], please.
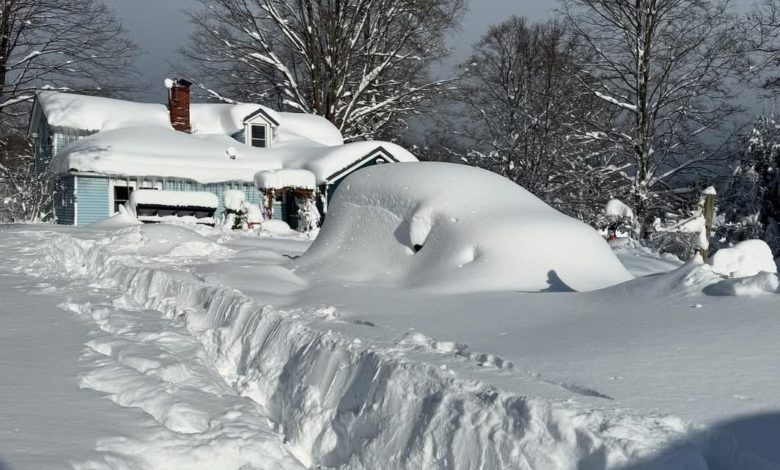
[297, 162, 633, 292]
[255, 169, 317, 190]
[709, 239, 778, 277]
[222, 189, 246, 212]
[2, 220, 780, 469]
[129, 189, 219, 210]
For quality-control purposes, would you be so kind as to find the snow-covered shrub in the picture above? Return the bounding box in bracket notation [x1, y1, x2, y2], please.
[717, 116, 780, 256]
[245, 203, 263, 227]
[597, 199, 637, 238]
[222, 189, 246, 230]
[296, 195, 320, 233]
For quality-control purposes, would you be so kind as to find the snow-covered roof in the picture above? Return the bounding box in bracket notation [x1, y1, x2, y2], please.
[36, 91, 340, 145]
[255, 169, 317, 190]
[37, 90, 417, 184]
[37, 91, 172, 132]
[56, 127, 416, 184]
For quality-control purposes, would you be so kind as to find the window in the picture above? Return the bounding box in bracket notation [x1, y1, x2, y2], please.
[114, 186, 133, 213]
[250, 125, 267, 148]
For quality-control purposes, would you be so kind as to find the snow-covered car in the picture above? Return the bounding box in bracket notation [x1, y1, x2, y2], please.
[295, 162, 633, 292]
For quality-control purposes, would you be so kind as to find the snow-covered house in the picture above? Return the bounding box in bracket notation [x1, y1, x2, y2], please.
[28, 79, 416, 227]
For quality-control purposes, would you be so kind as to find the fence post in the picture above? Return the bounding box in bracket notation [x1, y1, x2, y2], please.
[700, 187, 716, 261]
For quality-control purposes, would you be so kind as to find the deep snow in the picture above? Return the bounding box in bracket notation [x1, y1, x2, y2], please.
[1, 219, 779, 469]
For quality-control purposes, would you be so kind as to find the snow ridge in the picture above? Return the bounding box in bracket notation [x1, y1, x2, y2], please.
[25, 228, 727, 469]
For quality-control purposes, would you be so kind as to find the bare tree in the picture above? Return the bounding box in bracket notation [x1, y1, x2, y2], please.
[744, 0, 780, 91]
[561, 0, 746, 234]
[436, 17, 623, 222]
[181, 0, 466, 141]
[0, 0, 138, 129]
[0, 135, 52, 222]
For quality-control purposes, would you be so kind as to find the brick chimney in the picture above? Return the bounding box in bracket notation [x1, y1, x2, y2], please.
[167, 78, 192, 133]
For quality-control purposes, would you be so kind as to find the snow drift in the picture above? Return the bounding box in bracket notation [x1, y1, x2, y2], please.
[709, 240, 777, 278]
[20, 225, 716, 469]
[296, 162, 633, 292]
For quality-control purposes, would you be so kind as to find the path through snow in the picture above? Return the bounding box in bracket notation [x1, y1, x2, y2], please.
[0, 227, 304, 470]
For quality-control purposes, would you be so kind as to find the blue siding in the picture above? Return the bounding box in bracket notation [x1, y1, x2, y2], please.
[231, 130, 246, 144]
[55, 176, 75, 225]
[76, 176, 109, 225]
[54, 176, 262, 226]
[161, 180, 263, 218]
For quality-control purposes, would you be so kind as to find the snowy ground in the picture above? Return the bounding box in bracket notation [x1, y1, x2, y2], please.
[1, 223, 779, 469]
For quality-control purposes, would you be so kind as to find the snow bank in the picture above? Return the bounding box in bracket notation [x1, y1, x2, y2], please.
[25, 226, 714, 469]
[709, 240, 777, 277]
[704, 271, 780, 296]
[297, 162, 633, 292]
[259, 219, 295, 235]
[91, 205, 143, 228]
[255, 169, 317, 190]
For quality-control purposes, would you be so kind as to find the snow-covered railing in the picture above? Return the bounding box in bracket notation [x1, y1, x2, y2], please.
[129, 190, 218, 226]
[652, 187, 717, 260]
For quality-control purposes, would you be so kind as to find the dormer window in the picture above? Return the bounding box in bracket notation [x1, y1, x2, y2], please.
[250, 124, 267, 148]
[243, 107, 279, 148]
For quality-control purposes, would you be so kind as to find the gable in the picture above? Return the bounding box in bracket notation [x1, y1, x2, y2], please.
[324, 146, 400, 184]
[243, 107, 280, 127]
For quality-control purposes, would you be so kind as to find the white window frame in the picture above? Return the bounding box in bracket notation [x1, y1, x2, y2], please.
[108, 178, 161, 215]
[244, 116, 274, 148]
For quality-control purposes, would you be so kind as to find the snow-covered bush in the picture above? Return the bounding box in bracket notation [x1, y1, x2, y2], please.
[222, 189, 246, 230]
[717, 116, 780, 256]
[598, 199, 637, 238]
[245, 203, 263, 227]
[296, 162, 633, 293]
[296, 195, 320, 234]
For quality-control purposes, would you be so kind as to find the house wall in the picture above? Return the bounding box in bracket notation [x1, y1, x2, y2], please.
[161, 180, 263, 215]
[54, 175, 267, 226]
[76, 176, 110, 225]
[231, 130, 245, 143]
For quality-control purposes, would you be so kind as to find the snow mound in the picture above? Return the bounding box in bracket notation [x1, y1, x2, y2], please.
[91, 205, 143, 228]
[259, 219, 295, 236]
[296, 162, 633, 292]
[709, 240, 777, 277]
[704, 271, 780, 296]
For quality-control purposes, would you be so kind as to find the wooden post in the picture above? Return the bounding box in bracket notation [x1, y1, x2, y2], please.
[700, 188, 716, 261]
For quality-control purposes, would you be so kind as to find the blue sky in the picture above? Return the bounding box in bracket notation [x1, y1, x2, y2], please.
[104, 0, 558, 101]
